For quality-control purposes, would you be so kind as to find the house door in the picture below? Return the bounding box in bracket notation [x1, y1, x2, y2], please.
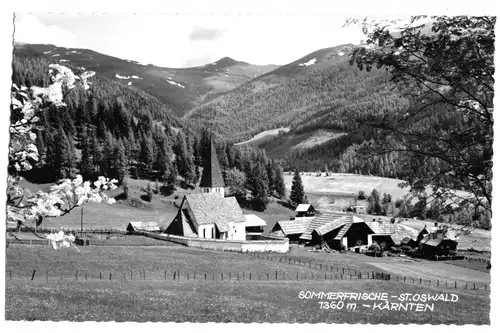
[212, 228, 215, 239]
[203, 229, 206, 238]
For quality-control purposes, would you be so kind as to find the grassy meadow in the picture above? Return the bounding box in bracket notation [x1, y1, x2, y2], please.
[5, 244, 490, 324]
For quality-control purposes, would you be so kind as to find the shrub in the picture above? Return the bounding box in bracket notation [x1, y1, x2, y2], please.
[128, 196, 144, 208]
[368, 243, 381, 252]
[358, 190, 367, 200]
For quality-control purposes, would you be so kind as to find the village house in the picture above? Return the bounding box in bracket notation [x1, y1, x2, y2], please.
[418, 225, 459, 256]
[295, 204, 316, 217]
[165, 137, 247, 240]
[243, 214, 267, 238]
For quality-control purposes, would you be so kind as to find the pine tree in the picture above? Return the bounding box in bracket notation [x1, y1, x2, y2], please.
[289, 169, 306, 206]
[115, 139, 128, 184]
[275, 165, 286, 198]
[80, 127, 94, 179]
[250, 163, 269, 211]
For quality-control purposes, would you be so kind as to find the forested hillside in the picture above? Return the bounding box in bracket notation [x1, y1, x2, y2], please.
[11, 53, 286, 211]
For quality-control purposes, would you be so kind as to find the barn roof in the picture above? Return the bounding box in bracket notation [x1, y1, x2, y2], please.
[314, 216, 348, 236]
[184, 193, 245, 232]
[300, 213, 363, 240]
[295, 204, 312, 212]
[299, 213, 345, 240]
[244, 214, 267, 227]
[365, 222, 399, 235]
[199, 137, 225, 188]
[275, 218, 310, 235]
[127, 221, 161, 232]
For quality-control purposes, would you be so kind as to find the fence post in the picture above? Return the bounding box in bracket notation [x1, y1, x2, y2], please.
[221, 273, 223, 280]
[75, 271, 78, 280]
[165, 270, 167, 280]
[109, 272, 112, 280]
[455, 281, 457, 289]
[9, 270, 11, 280]
[276, 271, 278, 280]
[267, 273, 269, 280]
[229, 272, 231, 279]
[86, 272, 88, 280]
[437, 280, 439, 287]
[100, 272, 102, 280]
[420, 278, 422, 284]
[473, 283, 476, 290]
[250, 272, 252, 280]
[204, 273, 207, 280]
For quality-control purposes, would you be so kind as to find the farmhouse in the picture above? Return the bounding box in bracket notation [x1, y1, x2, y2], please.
[271, 217, 314, 242]
[126, 221, 161, 233]
[300, 212, 420, 251]
[243, 214, 267, 237]
[295, 204, 316, 217]
[418, 226, 459, 256]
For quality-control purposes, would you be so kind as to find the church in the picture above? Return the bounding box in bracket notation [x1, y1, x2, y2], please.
[165, 138, 247, 241]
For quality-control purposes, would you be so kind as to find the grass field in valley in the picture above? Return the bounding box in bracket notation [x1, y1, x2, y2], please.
[5, 245, 490, 324]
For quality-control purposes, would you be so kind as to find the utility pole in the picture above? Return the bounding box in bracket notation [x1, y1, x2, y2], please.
[80, 206, 84, 236]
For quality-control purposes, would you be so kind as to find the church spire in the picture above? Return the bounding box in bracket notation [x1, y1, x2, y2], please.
[199, 136, 225, 196]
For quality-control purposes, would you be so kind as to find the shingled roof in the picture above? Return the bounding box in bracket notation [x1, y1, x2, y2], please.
[300, 213, 363, 241]
[275, 218, 310, 235]
[184, 193, 245, 232]
[199, 137, 225, 188]
[314, 215, 348, 236]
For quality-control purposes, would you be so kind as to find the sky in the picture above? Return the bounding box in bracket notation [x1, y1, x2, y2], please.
[13, 13, 368, 67]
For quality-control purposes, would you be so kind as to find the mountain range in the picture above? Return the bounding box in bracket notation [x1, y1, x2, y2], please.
[12, 41, 407, 172]
[14, 43, 279, 116]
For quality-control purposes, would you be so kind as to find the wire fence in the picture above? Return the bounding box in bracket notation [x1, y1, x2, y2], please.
[242, 251, 490, 292]
[5, 267, 489, 291]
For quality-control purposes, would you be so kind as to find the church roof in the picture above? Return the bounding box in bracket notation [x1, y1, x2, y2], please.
[199, 137, 225, 188]
[184, 193, 245, 232]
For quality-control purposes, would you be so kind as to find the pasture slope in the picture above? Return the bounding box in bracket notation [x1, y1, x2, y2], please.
[5, 244, 490, 324]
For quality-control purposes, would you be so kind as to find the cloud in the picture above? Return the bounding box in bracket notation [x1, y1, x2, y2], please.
[188, 26, 225, 41]
[13, 14, 80, 47]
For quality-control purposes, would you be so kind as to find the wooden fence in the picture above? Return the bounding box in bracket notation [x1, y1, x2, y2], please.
[242, 251, 490, 292]
[6, 268, 489, 291]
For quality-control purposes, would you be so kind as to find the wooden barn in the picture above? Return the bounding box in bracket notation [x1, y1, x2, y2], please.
[271, 218, 312, 242]
[301, 212, 348, 243]
[126, 221, 161, 233]
[166, 193, 247, 240]
[309, 214, 420, 252]
[418, 227, 459, 256]
[295, 204, 316, 217]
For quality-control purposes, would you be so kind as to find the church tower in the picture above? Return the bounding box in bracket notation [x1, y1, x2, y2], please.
[199, 136, 225, 198]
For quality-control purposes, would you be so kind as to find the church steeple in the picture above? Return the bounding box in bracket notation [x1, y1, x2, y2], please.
[199, 136, 225, 197]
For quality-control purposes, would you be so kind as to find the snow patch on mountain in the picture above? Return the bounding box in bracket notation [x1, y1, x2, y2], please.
[116, 74, 143, 80]
[43, 50, 52, 54]
[128, 82, 132, 86]
[338, 52, 345, 56]
[166, 80, 185, 88]
[298, 58, 316, 67]
[52, 54, 60, 57]
[59, 59, 69, 62]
